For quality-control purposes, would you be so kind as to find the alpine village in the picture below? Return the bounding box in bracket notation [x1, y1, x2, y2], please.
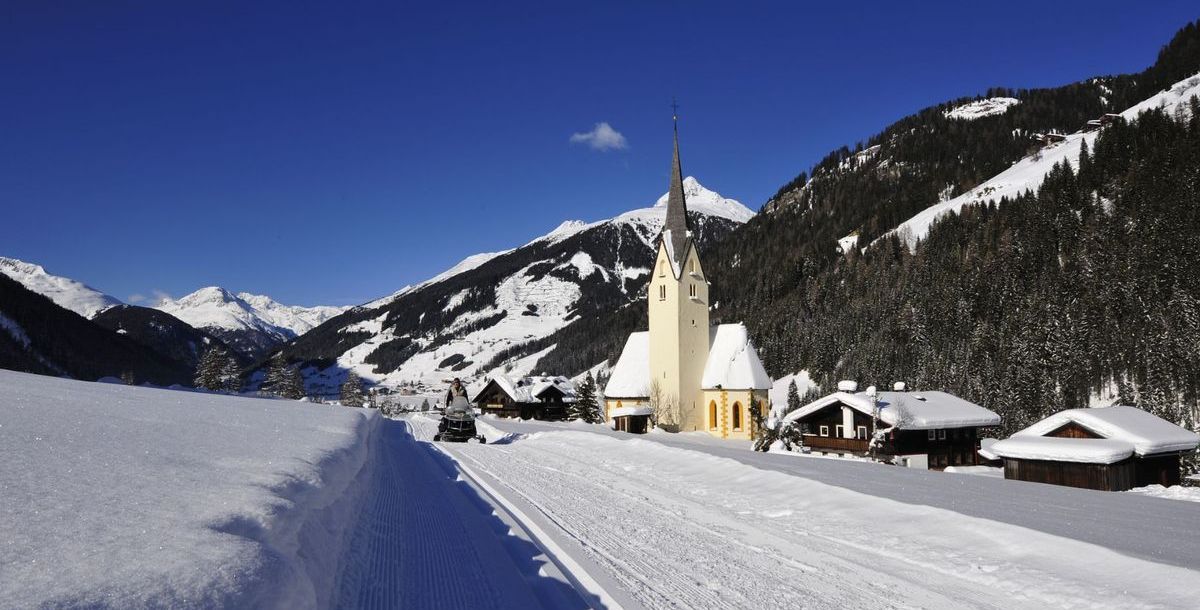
[4, 7, 1200, 610]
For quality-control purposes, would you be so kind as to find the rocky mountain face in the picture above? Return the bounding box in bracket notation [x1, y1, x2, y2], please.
[92, 305, 238, 370]
[273, 177, 751, 397]
[154, 287, 347, 361]
[0, 257, 121, 319]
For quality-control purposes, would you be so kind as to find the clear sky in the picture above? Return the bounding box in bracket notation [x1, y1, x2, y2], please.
[3, 1, 1197, 306]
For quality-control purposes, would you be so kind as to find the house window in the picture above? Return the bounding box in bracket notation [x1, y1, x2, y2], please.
[927, 429, 936, 440]
[857, 425, 868, 440]
[732, 402, 743, 430]
[819, 425, 829, 437]
[938, 429, 947, 440]
[835, 424, 844, 438]
[658, 285, 666, 301]
[709, 401, 717, 430]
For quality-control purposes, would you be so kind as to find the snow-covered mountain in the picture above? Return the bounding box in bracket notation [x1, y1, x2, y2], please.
[0, 257, 121, 319]
[155, 287, 347, 360]
[276, 177, 752, 397]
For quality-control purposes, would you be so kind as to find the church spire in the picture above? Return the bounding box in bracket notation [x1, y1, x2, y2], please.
[662, 100, 691, 268]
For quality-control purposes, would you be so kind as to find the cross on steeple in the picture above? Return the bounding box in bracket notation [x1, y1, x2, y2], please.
[671, 97, 679, 123]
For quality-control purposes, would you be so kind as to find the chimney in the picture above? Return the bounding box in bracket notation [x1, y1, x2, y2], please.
[893, 381, 907, 392]
[837, 380, 858, 392]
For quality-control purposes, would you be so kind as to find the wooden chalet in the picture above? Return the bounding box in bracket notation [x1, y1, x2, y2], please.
[472, 374, 576, 420]
[780, 381, 1001, 470]
[990, 406, 1200, 491]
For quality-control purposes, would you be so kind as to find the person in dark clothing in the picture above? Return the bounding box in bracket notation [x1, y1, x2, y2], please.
[445, 377, 468, 407]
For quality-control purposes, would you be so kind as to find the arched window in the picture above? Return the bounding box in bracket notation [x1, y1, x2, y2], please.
[732, 402, 743, 430]
[658, 260, 666, 277]
[690, 258, 697, 274]
[708, 401, 718, 430]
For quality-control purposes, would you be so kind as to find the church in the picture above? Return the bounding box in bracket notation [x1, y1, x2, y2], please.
[604, 118, 772, 440]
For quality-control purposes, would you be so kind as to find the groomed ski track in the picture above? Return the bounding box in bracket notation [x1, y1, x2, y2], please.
[331, 419, 601, 609]
[401, 415, 1199, 610]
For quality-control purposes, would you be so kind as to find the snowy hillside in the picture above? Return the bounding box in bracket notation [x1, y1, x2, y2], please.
[156, 287, 347, 359]
[0, 257, 121, 318]
[279, 178, 751, 396]
[0, 370, 379, 608]
[942, 96, 1021, 120]
[888, 72, 1200, 248]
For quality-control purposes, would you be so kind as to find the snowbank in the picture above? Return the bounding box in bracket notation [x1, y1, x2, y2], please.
[0, 371, 380, 609]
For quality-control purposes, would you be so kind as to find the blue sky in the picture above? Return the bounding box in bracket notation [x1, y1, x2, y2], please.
[2, 1, 1197, 306]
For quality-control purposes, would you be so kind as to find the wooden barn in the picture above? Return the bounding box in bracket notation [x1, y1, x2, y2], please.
[780, 381, 1001, 470]
[609, 405, 652, 434]
[472, 374, 576, 420]
[990, 406, 1200, 492]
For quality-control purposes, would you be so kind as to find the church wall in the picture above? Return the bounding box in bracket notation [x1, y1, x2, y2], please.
[648, 241, 710, 432]
[701, 389, 769, 440]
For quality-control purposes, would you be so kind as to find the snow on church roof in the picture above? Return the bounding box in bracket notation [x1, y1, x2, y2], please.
[781, 390, 1000, 430]
[701, 324, 772, 390]
[603, 325, 771, 399]
[604, 332, 650, 398]
[991, 406, 1199, 463]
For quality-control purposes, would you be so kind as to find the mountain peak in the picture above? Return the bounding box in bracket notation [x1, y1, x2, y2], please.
[0, 256, 122, 318]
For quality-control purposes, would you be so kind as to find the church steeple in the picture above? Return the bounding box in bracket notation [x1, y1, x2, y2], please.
[662, 105, 692, 270]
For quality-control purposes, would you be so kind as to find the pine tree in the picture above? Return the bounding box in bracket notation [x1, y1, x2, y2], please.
[279, 367, 306, 400]
[194, 347, 226, 391]
[573, 373, 601, 423]
[263, 353, 288, 395]
[220, 354, 242, 393]
[785, 379, 801, 415]
[341, 370, 365, 407]
[420, 398, 430, 412]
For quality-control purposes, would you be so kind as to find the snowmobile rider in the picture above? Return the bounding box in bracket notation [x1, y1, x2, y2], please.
[445, 377, 468, 407]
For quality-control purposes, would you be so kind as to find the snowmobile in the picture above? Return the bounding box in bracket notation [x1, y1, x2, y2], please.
[433, 395, 486, 443]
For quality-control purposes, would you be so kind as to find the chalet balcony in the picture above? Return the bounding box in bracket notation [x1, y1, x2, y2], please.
[803, 435, 870, 454]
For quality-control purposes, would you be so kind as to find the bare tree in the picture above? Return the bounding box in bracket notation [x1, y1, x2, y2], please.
[648, 379, 677, 431]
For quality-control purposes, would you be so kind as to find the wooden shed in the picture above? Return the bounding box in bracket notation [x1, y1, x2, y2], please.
[991, 406, 1199, 492]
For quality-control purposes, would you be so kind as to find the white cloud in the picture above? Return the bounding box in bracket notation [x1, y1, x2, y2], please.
[570, 122, 628, 151]
[127, 294, 146, 304]
[150, 290, 173, 306]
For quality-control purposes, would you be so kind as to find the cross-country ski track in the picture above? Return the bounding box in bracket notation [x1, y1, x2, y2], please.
[368, 414, 1199, 610]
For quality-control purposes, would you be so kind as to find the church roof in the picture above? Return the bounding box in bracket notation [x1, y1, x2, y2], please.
[604, 332, 650, 398]
[603, 324, 772, 399]
[661, 120, 693, 274]
[702, 324, 772, 390]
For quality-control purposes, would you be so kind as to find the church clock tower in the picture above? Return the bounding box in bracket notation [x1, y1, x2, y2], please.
[647, 114, 711, 432]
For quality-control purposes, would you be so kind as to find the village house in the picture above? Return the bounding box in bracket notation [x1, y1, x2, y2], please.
[603, 117, 772, 439]
[989, 406, 1200, 491]
[472, 374, 576, 420]
[780, 381, 1001, 469]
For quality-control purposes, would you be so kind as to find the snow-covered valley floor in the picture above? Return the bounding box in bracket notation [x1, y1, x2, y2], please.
[3, 372, 1199, 609]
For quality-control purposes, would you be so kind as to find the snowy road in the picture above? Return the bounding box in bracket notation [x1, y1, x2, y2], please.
[486, 417, 1200, 569]
[331, 419, 593, 609]
[414, 415, 1200, 610]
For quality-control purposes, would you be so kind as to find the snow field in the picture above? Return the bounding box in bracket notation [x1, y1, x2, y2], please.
[0, 371, 380, 609]
[423, 419, 1200, 609]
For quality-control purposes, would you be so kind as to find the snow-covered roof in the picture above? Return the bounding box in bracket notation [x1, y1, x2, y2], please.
[486, 374, 577, 403]
[609, 405, 653, 418]
[991, 406, 1200, 463]
[977, 438, 999, 461]
[781, 390, 1000, 430]
[604, 325, 771, 399]
[990, 436, 1134, 464]
[701, 324, 772, 391]
[604, 332, 650, 398]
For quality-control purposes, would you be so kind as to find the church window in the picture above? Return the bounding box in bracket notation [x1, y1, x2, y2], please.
[708, 401, 717, 430]
[732, 402, 743, 430]
[658, 260, 665, 277]
[688, 283, 696, 298]
[658, 285, 666, 301]
[690, 259, 697, 274]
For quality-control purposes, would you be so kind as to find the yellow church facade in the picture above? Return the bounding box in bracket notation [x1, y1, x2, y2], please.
[604, 120, 771, 440]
